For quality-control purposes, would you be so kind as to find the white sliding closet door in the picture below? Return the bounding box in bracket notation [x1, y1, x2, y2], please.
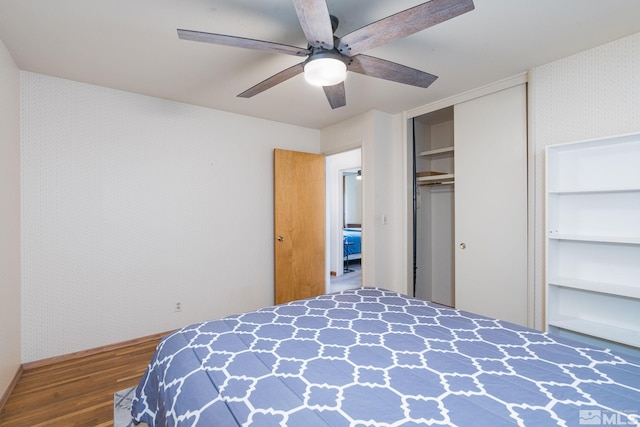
[454, 84, 527, 326]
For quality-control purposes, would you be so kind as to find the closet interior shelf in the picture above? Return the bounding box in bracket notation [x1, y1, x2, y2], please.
[417, 171, 454, 185]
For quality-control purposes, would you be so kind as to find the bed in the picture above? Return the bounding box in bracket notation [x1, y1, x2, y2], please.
[343, 228, 361, 260]
[131, 288, 640, 426]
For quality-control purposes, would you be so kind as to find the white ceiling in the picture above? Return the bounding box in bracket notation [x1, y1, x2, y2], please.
[1, 0, 640, 129]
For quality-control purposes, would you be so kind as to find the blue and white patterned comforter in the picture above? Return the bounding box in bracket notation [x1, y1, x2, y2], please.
[131, 288, 640, 426]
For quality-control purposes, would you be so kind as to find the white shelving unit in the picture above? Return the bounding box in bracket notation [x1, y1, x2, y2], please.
[545, 132, 640, 351]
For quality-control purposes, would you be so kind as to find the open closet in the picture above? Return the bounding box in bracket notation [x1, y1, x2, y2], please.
[409, 83, 529, 326]
[413, 107, 455, 306]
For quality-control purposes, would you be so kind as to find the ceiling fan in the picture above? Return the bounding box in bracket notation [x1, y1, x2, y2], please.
[178, 0, 475, 109]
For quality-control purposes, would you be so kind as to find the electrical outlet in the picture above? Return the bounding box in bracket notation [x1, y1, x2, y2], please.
[174, 302, 182, 312]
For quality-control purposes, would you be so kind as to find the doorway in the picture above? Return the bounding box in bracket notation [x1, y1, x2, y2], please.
[326, 149, 362, 293]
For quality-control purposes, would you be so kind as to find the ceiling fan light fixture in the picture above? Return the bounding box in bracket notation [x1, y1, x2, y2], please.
[304, 55, 347, 87]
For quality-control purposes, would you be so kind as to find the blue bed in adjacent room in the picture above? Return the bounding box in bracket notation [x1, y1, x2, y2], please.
[343, 228, 361, 260]
[131, 288, 640, 426]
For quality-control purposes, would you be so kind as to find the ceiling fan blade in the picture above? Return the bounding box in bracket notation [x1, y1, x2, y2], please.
[337, 0, 474, 56]
[348, 55, 438, 88]
[322, 82, 346, 109]
[177, 29, 310, 57]
[238, 62, 305, 98]
[292, 0, 334, 50]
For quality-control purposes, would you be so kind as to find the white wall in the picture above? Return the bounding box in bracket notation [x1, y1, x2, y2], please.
[529, 32, 640, 328]
[0, 40, 21, 398]
[321, 110, 406, 294]
[20, 72, 320, 362]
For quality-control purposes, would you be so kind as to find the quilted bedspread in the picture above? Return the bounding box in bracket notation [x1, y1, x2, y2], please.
[131, 288, 640, 426]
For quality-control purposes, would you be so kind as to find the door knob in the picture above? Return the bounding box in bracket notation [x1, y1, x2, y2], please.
[459, 242, 466, 249]
[277, 236, 285, 242]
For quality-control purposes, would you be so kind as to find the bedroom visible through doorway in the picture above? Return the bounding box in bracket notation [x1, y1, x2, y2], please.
[326, 149, 362, 293]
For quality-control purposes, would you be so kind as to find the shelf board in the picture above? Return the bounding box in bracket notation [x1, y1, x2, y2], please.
[548, 233, 640, 245]
[547, 133, 640, 152]
[418, 147, 454, 157]
[419, 181, 455, 187]
[548, 318, 640, 348]
[417, 173, 454, 184]
[416, 171, 448, 178]
[548, 186, 640, 194]
[548, 278, 640, 299]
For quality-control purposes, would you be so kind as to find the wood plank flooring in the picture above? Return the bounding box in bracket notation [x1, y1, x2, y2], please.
[0, 337, 162, 426]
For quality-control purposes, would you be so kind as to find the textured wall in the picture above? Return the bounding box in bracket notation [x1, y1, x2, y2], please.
[529, 32, 640, 328]
[20, 72, 320, 362]
[0, 39, 21, 397]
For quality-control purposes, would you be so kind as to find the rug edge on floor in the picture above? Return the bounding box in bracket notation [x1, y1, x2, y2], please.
[114, 386, 136, 427]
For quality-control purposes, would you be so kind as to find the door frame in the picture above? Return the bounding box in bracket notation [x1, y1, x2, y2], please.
[325, 148, 363, 292]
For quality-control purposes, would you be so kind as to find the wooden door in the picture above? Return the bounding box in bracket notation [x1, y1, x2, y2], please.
[274, 149, 326, 305]
[454, 84, 528, 326]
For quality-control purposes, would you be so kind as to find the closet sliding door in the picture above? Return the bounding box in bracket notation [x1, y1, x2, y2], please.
[454, 84, 528, 326]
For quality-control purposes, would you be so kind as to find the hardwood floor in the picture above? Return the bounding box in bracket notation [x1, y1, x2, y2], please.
[0, 336, 163, 426]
